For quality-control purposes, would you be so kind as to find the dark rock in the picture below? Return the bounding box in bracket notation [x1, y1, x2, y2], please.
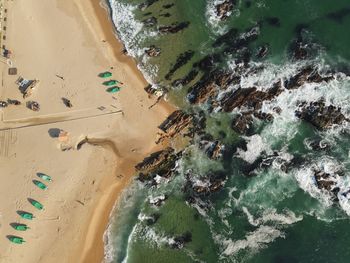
[256, 44, 269, 59]
[265, 17, 280, 27]
[172, 69, 199, 88]
[165, 50, 195, 80]
[170, 231, 192, 249]
[160, 13, 171, 17]
[135, 147, 182, 181]
[163, 3, 174, 9]
[158, 110, 193, 139]
[159, 21, 190, 34]
[284, 66, 334, 90]
[326, 7, 350, 24]
[199, 137, 225, 159]
[149, 195, 167, 206]
[187, 71, 240, 104]
[0, 101, 8, 107]
[295, 99, 348, 130]
[142, 16, 157, 27]
[145, 45, 161, 57]
[144, 213, 161, 225]
[216, 0, 236, 21]
[138, 0, 160, 10]
[231, 113, 254, 135]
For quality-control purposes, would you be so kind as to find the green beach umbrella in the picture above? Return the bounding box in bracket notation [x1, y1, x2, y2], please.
[29, 199, 44, 210]
[12, 223, 30, 231]
[99, 72, 112, 78]
[8, 236, 25, 244]
[37, 173, 52, 182]
[19, 212, 34, 220]
[103, 80, 117, 86]
[33, 180, 47, 190]
[106, 87, 121, 93]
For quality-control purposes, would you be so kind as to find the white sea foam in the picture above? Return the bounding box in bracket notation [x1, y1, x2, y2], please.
[222, 225, 284, 256]
[236, 134, 269, 163]
[242, 207, 303, 227]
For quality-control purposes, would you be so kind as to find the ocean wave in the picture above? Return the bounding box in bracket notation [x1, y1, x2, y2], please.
[221, 225, 284, 256]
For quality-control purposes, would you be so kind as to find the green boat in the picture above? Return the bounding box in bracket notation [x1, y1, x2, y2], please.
[103, 80, 117, 86]
[12, 223, 30, 231]
[29, 199, 44, 210]
[33, 180, 47, 190]
[37, 173, 52, 182]
[9, 236, 25, 244]
[19, 212, 34, 220]
[106, 87, 121, 93]
[99, 72, 112, 78]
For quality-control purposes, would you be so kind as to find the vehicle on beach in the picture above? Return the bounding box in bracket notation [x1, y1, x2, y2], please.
[62, 97, 73, 108]
[0, 101, 8, 107]
[7, 99, 21, 105]
[26, 101, 40, 111]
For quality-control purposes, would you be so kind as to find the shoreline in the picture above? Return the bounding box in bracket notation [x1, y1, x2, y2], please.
[73, 1, 174, 262]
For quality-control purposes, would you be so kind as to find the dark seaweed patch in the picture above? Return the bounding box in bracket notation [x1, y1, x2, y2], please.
[165, 51, 195, 80]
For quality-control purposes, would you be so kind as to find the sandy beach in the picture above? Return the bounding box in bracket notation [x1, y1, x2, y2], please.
[0, 0, 174, 262]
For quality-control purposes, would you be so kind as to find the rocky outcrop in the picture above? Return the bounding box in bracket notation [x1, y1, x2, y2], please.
[231, 113, 254, 135]
[187, 71, 240, 104]
[145, 45, 161, 57]
[165, 50, 194, 80]
[138, 0, 160, 10]
[216, 0, 235, 21]
[159, 21, 190, 34]
[183, 172, 227, 202]
[142, 16, 157, 27]
[284, 66, 333, 90]
[199, 135, 225, 159]
[219, 82, 283, 112]
[170, 232, 192, 249]
[313, 169, 340, 200]
[136, 147, 182, 182]
[158, 110, 193, 140]
[295, 99, 348, 130]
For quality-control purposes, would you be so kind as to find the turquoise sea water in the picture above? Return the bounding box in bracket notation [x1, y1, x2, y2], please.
[105, 1, 350, 262]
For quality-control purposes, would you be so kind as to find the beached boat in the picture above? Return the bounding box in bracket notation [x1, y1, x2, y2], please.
[9, 236, 25, 244]
[103, 80, 117, 86]
[19, 212, 34, 220]
[37, 173, 52, 182]
[12, 223, 30, 231]
[99, 71, 112, 78]
[106, 87, 121, 93]
[29, 199, 44, 210]
[33, 180, 47, 190]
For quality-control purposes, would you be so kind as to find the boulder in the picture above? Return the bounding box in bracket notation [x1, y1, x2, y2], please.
[216, 0, 235, 21]
[295, 99, 348, 130]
